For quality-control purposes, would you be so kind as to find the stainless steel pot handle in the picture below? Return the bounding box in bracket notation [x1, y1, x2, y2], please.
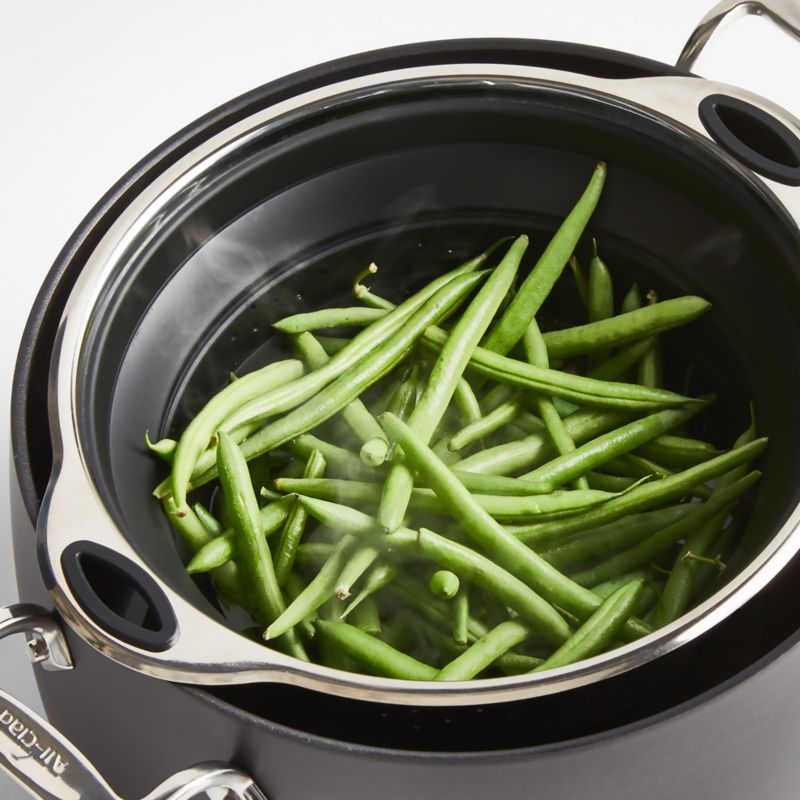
[678, 0, 800, 71]
[0, 604, 268, 800]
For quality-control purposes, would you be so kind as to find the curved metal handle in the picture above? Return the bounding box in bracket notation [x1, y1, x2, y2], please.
[0, 605, 268, 800]
[677, 0, 800, 71]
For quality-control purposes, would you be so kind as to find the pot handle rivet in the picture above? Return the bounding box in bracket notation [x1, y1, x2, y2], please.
[677, 0, 800, 72]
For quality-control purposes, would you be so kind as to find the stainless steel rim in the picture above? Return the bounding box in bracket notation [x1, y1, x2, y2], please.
[38, 60, 800, 706]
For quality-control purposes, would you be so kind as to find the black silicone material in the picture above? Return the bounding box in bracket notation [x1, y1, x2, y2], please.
[61, 541, 178, 652]
[699, 93, 800, 186]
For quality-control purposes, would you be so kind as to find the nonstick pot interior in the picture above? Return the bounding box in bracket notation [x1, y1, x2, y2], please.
[49, 75, 800, 747]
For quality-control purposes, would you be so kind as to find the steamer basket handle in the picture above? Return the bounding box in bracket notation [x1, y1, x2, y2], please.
[0, 604, 269, 800]
[677, 0, 800, 71]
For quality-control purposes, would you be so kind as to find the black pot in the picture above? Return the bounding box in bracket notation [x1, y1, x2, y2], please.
[6, 24, 800, 800]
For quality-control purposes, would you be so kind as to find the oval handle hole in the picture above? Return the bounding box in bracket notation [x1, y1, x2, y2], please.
[62, 542, 178, 652]
[699, 94, 800, 186]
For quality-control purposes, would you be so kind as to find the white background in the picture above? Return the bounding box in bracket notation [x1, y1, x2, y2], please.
[0, 2, 796, 798]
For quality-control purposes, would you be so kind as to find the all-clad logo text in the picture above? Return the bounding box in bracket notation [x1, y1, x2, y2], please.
[0, 709, 69, 776]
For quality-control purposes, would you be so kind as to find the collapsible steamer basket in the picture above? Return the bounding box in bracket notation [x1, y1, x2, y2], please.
[4, 2, 800, 798]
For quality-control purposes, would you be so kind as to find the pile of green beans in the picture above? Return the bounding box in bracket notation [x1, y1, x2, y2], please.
[148, 162, 766, 682]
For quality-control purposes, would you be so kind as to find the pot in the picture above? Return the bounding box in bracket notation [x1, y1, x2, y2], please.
[5, 2, 800, 798]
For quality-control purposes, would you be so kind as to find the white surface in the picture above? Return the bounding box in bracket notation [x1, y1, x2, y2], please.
[0, 1, 796, 798]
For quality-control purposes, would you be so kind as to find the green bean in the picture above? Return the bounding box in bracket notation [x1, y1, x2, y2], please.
[496, 652, 545, 675]
[453, 377, 483, 425]
[523, 318, 589, 490]
[541, 296, 711, 359]
[584, 472, 638, 492]
[186, 497, 294, 574]
[532, 580, 644, 672]
[274, 450, 327, 586]
[453, 586, 469, 646]
[595, 452, 712, 500]
[481, 163, 606, 355]
[379, 364, 419, 459]
[449, 470, 552, 495]
[287, 434, 377, 479]
[587, 338, 654, 382]
[591, 571, 661, 617]
[587, 241, 614, 369]
[518, 402, 708, 490]
[637, 290, 664, 388]
[170, 359, 305, 511]
[481, 383, 517, 413]
[193, 502, 223, 536]
[192, 272, 486, 492]
[279, 476, 619, 519]
[637, 435, 722, 469]
[341, 562, 400, 619]
[335, 544, 380, 600]
[448, 394, 541, 452]
[653, 417, 757, 625]
[508, 437, 765, 546]
[569, 255, 589, 307]
[571, 470, 760, 586]
[145, 432, 176, 462]
[436, 619, 533, 681]
[349, 598, 382, 637]
[422, 325, 693, 410]
[378, 235, 528, 532]
[539, 504, 697, 569]
[292, 333, 388, 465]
[265, 536, 357, 641]
[162, 498, 244, 604]
[315, 335, 351, 355]
[294, 542, 336, 567]
[275, 307, 387, 334]
[215, 432, 307, 659]
[314, 620, 437, 680]
[430, 570, 460, 600]
[284, 572, 318, 641]
[377, 414, 650, 641]
[453, 408, 630, 476]
[299, 496, 572, 645]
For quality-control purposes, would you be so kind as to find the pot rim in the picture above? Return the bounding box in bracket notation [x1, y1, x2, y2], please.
[14, 40, 800, 708]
